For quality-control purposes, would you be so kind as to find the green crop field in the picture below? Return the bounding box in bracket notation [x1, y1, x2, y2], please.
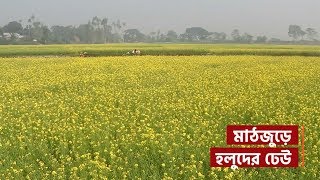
[0, 44, 319, 179]
[1, 43, 320, 57]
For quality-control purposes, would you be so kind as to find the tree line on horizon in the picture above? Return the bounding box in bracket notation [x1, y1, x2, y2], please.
[0, 15, 319, 45]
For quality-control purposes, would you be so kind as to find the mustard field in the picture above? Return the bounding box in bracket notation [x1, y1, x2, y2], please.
[0, 55, 319, 179]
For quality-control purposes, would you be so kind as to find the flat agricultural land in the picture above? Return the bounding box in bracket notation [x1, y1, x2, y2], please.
[1, 43, 320, 57]
[0, 44, 319, 179]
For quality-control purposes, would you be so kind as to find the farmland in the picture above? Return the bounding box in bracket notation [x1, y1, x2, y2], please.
[1, 44, 320, 57]
[0, 45, 320, 179]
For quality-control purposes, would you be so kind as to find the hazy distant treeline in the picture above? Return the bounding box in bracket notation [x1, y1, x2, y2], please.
[0, 15, 319, 45]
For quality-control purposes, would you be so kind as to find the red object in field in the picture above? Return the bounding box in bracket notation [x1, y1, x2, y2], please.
[210, 148, 299, 168]
[226, 125, 299, 145]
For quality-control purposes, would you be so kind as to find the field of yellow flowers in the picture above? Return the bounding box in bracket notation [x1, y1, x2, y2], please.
[0, 55, 319, 179]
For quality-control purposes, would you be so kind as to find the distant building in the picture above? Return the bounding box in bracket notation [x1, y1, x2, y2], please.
[3, 33, 11, 39]
[2, 33, 24, 40]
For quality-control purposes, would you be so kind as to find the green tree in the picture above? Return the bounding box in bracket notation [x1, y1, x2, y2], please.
[149, 32, 157, 41]
[111, 20, 123, 34]
[288, 25, 306, 41]
[27, 15, 36, 39]
[269, 38, 281, 43]
[3, 21, 23, 39]
[90, 16, 104, 43]
[101, 18, 112, 43]
[210, 32, 227, 42]
[40, 26, 51, 44]
[51, 25, 75, 44]
[31, 21, 43, 41]
[241, 33, 254, 43]
[231, 29, 241, 42]
[123, 29, 146, 42]
[86, 21, 95, 43]
[76, 24, 91, 43]
[166, 30, 178, 42]
[156, 30, 161, 41]
[50, 26, 66, 43]
[0, 27, 3, 36]
[92, 16, 101, 30]
[182, 27, 211, 41]
[305, 28, 318, 41]
[255, 36, 268, 43]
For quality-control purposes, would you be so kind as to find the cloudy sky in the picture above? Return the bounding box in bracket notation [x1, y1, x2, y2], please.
[1, 0, 319, 39]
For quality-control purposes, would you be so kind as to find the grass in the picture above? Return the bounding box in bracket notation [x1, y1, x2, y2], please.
[1, 43, 320, 57]
[0, 55, 319, 179]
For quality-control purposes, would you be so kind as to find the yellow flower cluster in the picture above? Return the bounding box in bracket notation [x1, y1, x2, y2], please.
[0, 55, 319, 179]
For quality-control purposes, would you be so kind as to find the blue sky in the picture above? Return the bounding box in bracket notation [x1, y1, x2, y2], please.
[1, 0, 319, 39]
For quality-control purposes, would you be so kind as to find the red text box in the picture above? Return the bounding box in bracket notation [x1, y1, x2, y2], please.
[226, 125, 299, 145]
[210, 148, 299, 168]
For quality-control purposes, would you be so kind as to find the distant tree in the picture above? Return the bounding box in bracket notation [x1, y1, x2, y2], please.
[111, 20, 123, 34]
[27, 15, 35, 34]
[91, 16, 104, 43]
[218, 32, 227, 41]
[156, 30, 161, 41]
[121, 22, 126, 31]
[241, 33, 254, 43]
[20, 26, 29, 38]
[86, 21, 95, 43]
[231, 29, 241, 42]
[123, 29, 146, 42]
[92, 16, 101, 30]
[209, 32, 227, 42]
[269, 38, 282, 43]
[51, 25, 66, 43]
[3, 21, 23, 39]
[24, 15, 36, 40]
[101, 18, 112, 43]
[31, 21, 43, 41]
[179, 33, 189, 42]
[149, 32, 157, 41]
[110, 33, 123, 43]
[166, 30, 178, 42]
[40, 26, 50, 44]
[255, 36, 268, 43]
[288, 25, 306, 41]
[182, 27, 211, 41]
[110, 19, 125, 42]
[76, 24, 91, 43]
[51, 25, 75, 43]
[305, 28, 318, 41]
[118, 22, 126, 42]
[0, 27, 3, 42]
[231, 30, 253, 43]
[159, 33, 167, 42]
